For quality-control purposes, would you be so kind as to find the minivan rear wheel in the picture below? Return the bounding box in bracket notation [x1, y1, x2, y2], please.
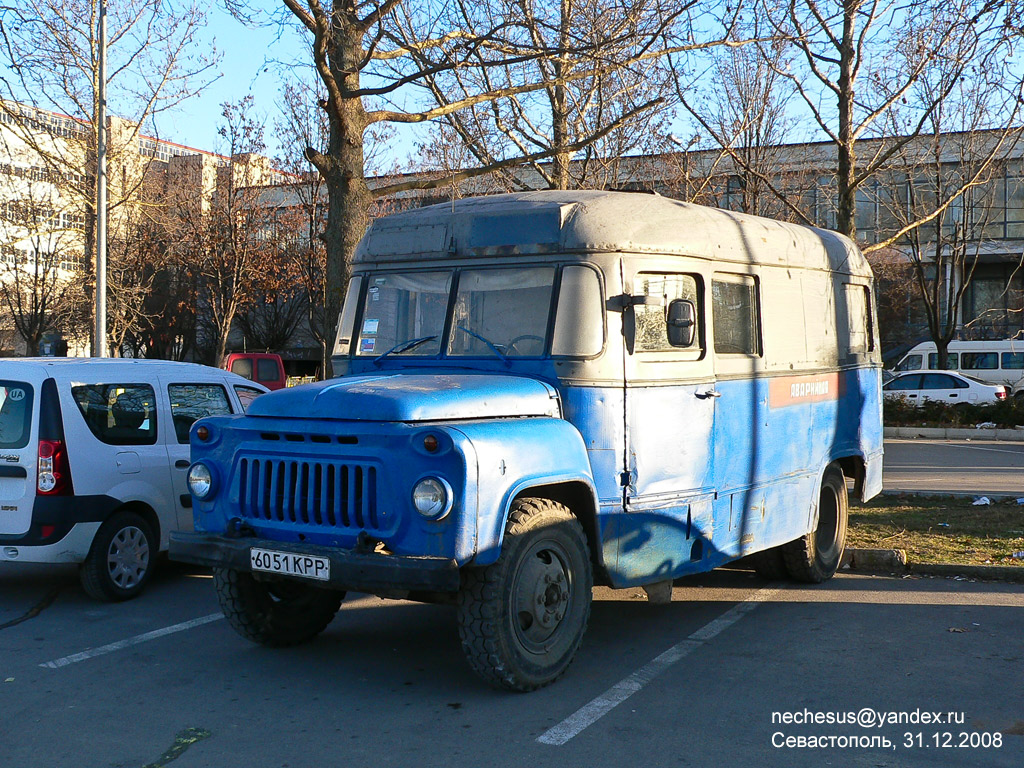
[80, 511, 156, 601]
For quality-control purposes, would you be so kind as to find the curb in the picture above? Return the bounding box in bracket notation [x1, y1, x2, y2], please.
[842, 548, 1024, 582]
[884, 426, 1024, 441]
[877, 490, 1024, 502]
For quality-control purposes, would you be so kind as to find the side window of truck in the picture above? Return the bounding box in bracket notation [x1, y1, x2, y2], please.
[712, 273, 761, 355]
[844, 284, 874, 355]
[632, 273, 702, 353]
[552, 265, 605, 357]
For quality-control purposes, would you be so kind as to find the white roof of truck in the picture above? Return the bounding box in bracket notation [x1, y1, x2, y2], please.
[356, 190, 871, 277]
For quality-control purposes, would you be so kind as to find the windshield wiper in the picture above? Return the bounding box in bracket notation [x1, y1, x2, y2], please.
[456, 325, 511, 367]
[372, 335, 438, 366]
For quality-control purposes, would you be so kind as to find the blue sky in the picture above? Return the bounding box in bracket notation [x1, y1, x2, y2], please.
[153, 7, 304, 157]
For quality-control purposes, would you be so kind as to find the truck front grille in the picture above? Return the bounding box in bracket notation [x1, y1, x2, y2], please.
[237, 458, 382, 531]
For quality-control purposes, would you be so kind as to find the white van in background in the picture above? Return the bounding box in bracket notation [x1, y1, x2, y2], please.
[0, 359, 267, 601]
[892, 339, 1024, 394]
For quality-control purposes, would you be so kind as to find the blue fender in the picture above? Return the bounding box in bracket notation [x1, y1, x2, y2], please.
[449, 418, 600, 567]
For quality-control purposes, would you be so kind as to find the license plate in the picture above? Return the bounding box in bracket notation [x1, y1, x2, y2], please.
[250, 548, 330, 582]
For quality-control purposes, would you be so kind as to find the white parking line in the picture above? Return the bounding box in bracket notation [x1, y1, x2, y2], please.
[537, 587, 779, 746]
[39, 614, 224, 669]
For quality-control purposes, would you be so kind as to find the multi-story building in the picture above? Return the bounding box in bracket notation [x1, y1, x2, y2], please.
[401, 131, 1024, 353]
[3, 96, 1021, 363]
[0, 100, 290, 358]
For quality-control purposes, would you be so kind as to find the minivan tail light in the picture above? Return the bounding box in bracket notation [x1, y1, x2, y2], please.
[38, 439, 73, 495]
[37, 378, 73, 496]
[996, 389, 1008, 400]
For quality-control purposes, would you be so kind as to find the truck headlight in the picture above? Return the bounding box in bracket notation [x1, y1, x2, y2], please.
[187, 462, 216, 500]
[412, 477, 452, 520]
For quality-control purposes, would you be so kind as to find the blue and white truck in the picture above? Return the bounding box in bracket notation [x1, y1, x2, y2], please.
[170, 190, 883, 690]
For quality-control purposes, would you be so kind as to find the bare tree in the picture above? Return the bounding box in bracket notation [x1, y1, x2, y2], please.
[0, 0, 218, 346]
[0, 198, 83, 353]
[867, 13, 1024, 367]
[673, 22, 817, 222]
[235, 247, 309, 354]
[408, 0, 705, 192]
[105, 206, 166, 357]
[877, 130, 1024, 367]
[225, 0, 751, 373]
[759, 0, 1012, 240]
[175, 99, 282, 365]
[0, 126, 85, 352]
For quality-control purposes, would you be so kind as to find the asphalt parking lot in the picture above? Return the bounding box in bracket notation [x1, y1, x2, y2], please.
[2, 560, 1022, 768]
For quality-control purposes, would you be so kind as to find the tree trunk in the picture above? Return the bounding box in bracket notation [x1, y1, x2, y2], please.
[551, 0, 571, 190]
[319, 19, 371, 377]
[835, 1, 858, 240]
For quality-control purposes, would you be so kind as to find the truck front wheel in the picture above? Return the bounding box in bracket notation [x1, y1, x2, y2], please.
[457, 498, 593, 691]
[214, 568, 344, 647]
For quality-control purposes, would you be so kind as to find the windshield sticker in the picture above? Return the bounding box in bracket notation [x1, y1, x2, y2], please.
[360, 338, 376, 353]
[362, 319, 379, 334]
[374, 278, 387, 285]
[7, 388, 25, 401]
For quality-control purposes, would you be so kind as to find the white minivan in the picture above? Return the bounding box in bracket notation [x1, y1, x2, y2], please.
[0, 359, 267, 601]
[892, 339, 1024, 393]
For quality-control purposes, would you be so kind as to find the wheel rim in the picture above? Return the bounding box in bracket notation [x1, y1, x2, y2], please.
[816, 481, 841, 559]
[106, 526, 150, 590]
[510, 539, 576, 654]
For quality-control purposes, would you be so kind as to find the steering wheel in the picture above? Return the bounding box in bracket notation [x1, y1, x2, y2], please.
[507, 334, 545, 355]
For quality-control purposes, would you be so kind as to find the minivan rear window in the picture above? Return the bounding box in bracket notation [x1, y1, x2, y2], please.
[230, 358, 254, 380]
[71, 384, 158, 446]
[256, 358, 280, 383]
[0, 380, 33, 449]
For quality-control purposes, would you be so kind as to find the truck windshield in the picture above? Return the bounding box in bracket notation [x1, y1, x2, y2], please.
[356, 272, 451, 357]
[354, 267, 557, 359]
[449, 268, 554, 357]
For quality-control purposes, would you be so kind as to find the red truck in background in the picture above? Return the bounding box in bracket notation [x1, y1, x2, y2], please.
[223, 352, 287, 390]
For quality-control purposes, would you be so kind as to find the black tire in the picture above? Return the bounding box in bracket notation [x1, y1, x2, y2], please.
[214, 568, 344, 647]
[750, 546, 788, 580]
[782, 465, 848, 583]
[80, 510, 156, 602]
[457, 497, 592, 692]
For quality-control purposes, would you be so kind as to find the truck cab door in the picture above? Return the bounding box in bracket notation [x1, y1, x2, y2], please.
[617, 264, 717, 582]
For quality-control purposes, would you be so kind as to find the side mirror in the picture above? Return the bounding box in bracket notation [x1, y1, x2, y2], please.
[667, 299, 696, 348]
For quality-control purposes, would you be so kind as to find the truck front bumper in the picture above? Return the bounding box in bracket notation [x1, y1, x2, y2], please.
[169, 532, 461, 594]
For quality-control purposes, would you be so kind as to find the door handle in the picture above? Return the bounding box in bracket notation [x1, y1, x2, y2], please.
[174, 460, 189, 469]
[696, 389, 722, 399]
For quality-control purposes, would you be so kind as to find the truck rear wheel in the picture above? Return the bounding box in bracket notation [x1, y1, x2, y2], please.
[457, 498, 592, 691]
[782, 465, 848, 583]
[214, 568, 344, 647]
